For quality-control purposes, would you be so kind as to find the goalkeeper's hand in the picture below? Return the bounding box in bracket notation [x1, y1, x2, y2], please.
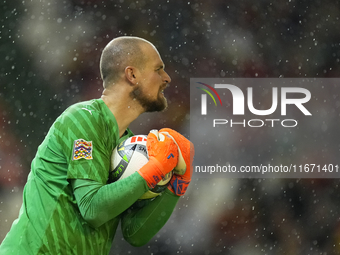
[159, 128, 195, 196]
[137, 130, 178, 188]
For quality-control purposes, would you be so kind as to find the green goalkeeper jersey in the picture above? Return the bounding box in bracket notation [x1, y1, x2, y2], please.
[0, 98, 179, 255]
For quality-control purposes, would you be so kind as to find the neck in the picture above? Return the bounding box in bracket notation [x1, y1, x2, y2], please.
[101, 85, 144, 137]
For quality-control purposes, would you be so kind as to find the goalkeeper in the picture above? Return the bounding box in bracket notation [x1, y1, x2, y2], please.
[0, 36, 194, 255]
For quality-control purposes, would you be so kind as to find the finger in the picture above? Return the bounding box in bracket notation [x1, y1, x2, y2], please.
[149, 129, 159, 140]
[147, 131, 158, 144]
[158, 133, 166, 142]
[159, 131, 186, 175]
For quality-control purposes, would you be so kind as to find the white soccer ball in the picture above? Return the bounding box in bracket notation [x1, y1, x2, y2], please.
[109, 135, 172, 199]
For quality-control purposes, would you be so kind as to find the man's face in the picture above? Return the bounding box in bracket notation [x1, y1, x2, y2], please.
[130, 44, 171, 112]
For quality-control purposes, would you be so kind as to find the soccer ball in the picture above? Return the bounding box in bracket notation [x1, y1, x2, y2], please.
[109, 135, 172, 199]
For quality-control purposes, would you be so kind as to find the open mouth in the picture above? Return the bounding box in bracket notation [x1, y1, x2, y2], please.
[159, 85, 167, 96]
[160, 84, 168, 95]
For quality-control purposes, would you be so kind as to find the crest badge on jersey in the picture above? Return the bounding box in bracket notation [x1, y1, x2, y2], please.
[72, 139, 93, 160]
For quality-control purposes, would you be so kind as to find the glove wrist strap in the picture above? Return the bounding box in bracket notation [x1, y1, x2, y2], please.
[137, 158, 165, 188]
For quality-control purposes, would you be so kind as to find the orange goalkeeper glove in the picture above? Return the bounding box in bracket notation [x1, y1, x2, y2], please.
[137, 130, 179, 188]
[159, 128, 195, 196]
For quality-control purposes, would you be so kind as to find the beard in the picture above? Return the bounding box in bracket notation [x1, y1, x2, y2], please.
[130, 84, 168, 112]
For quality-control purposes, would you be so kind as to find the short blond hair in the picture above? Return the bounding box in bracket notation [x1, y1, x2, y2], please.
[100, 36, 151, 88]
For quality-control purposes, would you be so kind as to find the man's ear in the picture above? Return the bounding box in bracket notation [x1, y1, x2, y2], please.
[125, 66, 138, 84]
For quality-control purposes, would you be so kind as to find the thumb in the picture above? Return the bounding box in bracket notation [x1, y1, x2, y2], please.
[148, 129, 159, 140]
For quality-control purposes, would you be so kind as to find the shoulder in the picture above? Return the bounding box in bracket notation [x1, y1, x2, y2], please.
[64, 99, 101, 117]
[51, 100, 111, 140]
[53, 99, 119, 145]
[58, 99, 110, 127]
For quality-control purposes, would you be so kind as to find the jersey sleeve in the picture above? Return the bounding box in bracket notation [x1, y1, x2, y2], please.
[120, 189, 180, 246]
[71, 172, 149, 228]
[55, 104, 118, 184]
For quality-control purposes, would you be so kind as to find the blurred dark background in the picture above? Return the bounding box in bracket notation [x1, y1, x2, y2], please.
[1, 0, 340, 254]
